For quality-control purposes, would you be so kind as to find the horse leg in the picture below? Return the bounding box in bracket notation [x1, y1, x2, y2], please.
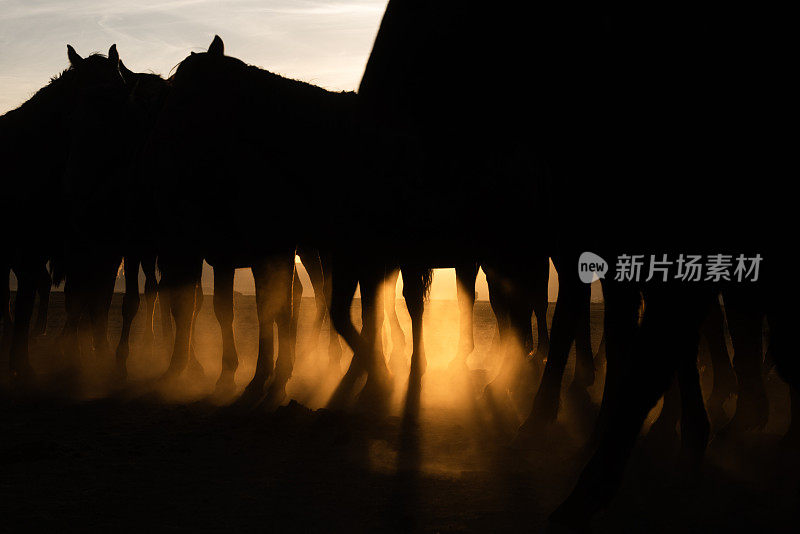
[401, 266, 427, 381]
[243, 254, 293, 403]
[531, 256, 551, 359]
[32, 262, 51, 337]
[115, 256, 141, 380]
[483, 262, 537, 400]
[722, 286, 768, 434]
[450, 262, 478, 370]
[297, 248, 325, 356]
[159, 256, 202, 381]
[58, 267, 85, 369]
[1, 262, 12, 354]
[8, 262, 39, 382]
[186, 284, 206, 380]
[551, 286, 707, 525]
[320, 250, 342, 370]
[703, 292, 735, 429]
[357, 268, 393, 407]
[141, 254, 158, 349]
[157, 283, 173, 349]
[524, 253, 588, 428]
[290, 265, 303, 357]
[676, 345, 710, 471]
[765, 291, 799, 445]
[265, 253, 297, 409]
[213, 265, 238, 396]
[645, 373, 681, 447]
[384, 269, 407, 374]
[327, 263, 364, 407]
[87, 257, 118, 362]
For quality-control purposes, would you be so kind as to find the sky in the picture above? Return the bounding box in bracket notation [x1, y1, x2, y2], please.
[0, 0, 578, 300]
[0, 0, 386, 112]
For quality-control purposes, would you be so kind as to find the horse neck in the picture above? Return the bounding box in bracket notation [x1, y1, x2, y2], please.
[17, 70, 74, 131]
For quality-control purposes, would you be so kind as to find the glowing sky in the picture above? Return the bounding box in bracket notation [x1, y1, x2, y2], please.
[0, 0, 386, 112]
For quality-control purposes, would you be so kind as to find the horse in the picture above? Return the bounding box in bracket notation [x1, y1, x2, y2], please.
[140, 36, 358, 407]
[0, 44, 127, 383]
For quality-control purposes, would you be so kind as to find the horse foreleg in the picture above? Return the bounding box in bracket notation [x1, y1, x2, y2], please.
[213, 265, 238, 395]
[531, 256, 551, 359]
[451, 262, 478, 370]
[87, 258, 118, 362]
[297, 248, 325, 355]
[526, 253, 587, 427]
[246, 254, 294, 404]
[159, 258, 202, 381]
[722, 287, 768, 434]
[270, 256, 297, 409]
[8, 263, 39, 382]
[1, 262, 12, 354]
[291, 265, 303, 356]
[186, 284, 206, 380]
[141, 254, 158, 348]
[357, 269, 392, 408]
[702, 292, 735, 428]
[115, 256, 141, 379]
[551, 286, 706, 526]
[384, 268, 407, 374]
[401, 266, 427, 381]
[319, 250, 342, 370]
[32, 262, 51, 337]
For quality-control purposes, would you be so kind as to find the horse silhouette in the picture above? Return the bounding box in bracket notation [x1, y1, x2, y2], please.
[0, 44, 126, 382]
[321, 0, 556, 411]
[142, 36, 358, 406]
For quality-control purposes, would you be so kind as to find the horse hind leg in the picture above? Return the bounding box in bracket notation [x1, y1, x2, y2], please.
[115, 256, 141, 380]
[213, 265, 238, 398]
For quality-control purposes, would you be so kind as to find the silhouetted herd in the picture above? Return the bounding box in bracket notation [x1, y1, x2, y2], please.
[0, 4, 794, 527]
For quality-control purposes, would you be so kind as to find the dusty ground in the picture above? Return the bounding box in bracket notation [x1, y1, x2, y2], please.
[1, 293, 798, 532]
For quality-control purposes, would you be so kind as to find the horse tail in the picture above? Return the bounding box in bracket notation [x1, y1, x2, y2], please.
[422, 268, 434, 301]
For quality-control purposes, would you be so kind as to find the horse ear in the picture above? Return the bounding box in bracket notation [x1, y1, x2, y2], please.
[108, 44, 119, 64]
[67, 44, 83, 66]
[118, 60, 135, 84]
[208, 35, 224, 56]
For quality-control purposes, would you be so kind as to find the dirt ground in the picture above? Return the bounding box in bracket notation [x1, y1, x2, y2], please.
[1, 293, 798, 532]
